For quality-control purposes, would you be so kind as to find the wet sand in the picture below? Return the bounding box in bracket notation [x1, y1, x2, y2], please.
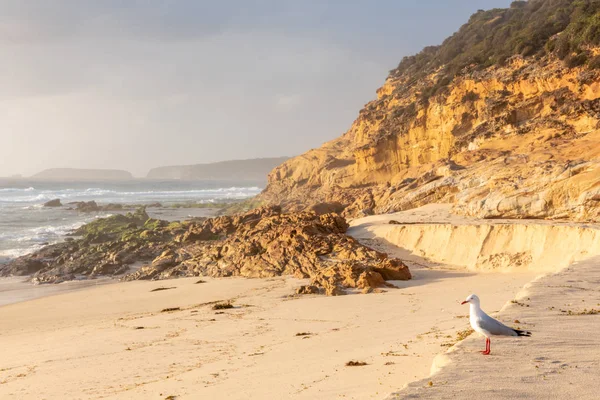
[0, 276, 115, 307]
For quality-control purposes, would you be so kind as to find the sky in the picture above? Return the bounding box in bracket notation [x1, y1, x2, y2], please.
[0, 0, 512, 178]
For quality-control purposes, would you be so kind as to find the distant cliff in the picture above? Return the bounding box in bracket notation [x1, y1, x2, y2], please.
[32, 168, 133, 181]
[146, 157, 290, 183]
[261, 0, 600, 222]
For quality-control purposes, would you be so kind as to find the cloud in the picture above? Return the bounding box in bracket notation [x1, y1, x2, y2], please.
[0, 26, 384, 176]
[0, 0, 513, 177]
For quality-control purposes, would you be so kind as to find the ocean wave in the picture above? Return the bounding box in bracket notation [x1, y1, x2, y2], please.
[29, 221, 85, 236]
[0, 246, 42, 261]
[0, 220, 93, 262]
[0, 187, 35, 192]
[0, 232, 19, 240]
[0, 193, 60, 203]
[76, 186, 263, 196]
[22, 204, 44, 210]
[0, 186, 262, 203]
[1, 220, 91, 242]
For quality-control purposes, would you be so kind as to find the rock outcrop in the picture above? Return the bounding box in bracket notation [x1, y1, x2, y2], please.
[43, 199, 62, 207]
[260, 1, 600, 222]
[64, 201, 162, 213]
[68, 201, 105, 212]
[1, 207, 410, 294]
[125, 207, 411, 295]
[2, 208, 160, 283]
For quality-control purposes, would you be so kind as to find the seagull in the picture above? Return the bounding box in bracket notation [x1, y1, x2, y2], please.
[461, 294, 531, 355]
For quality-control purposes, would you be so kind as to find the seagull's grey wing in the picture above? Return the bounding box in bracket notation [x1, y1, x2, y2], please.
[479, 313, 518, 337]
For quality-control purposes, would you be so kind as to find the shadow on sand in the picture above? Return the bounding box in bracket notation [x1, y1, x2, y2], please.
[351, 229, 477, 289]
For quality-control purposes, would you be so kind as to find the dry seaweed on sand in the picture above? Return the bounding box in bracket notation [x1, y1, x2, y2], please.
[441, 328, 474, 347]
[150, 287, 176, 292]
[345, 361, 367, 367]
[456, 328, 474, 341]
[560, 308, 599, 315]
[212, 302, 234, 310]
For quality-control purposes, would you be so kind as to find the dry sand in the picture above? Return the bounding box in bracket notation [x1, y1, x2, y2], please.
[388, 256, 600, 399]
[1, 204, 598, 399]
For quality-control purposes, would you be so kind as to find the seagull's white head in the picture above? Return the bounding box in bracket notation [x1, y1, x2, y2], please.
[461, 294, 480, 306]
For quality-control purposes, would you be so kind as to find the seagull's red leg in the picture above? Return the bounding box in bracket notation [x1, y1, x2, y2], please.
[481, 338, 491, 355]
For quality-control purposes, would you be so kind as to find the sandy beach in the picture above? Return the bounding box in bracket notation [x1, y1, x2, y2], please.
[5, 1, 600, 398]
[390, 255, 600, 399]
[1, 205, 599, 399]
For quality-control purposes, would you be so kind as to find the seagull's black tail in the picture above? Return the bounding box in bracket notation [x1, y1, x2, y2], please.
[514, 329, 532, 337]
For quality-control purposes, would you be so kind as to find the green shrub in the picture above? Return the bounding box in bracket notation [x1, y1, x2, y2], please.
[565, 53, 588, 67]
[390, 0, 600, 84]
[588, 55, 600, 69]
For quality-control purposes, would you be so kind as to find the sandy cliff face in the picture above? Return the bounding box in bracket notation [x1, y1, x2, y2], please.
[261, 55, 600, 221]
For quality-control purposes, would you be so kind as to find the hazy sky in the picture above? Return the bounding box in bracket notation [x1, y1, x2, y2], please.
[0, 0, 512, 177]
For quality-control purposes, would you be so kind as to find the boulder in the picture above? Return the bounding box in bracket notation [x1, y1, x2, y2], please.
[43, 199, 62, 207]
[71, 201, 101, 212]
[296, 285, 321, 295]
[309, 202, 346, 216]
[374, 259, 412, 281]
[0, 258, 46, 276]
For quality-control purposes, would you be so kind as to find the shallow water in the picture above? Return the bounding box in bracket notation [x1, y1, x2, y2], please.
[0, 276, 117, 307]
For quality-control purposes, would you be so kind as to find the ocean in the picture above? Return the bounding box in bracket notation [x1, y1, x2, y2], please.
[0, 179, 262, 264]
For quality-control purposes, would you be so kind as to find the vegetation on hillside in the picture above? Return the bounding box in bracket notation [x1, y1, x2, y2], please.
[390, 0, 600, 98]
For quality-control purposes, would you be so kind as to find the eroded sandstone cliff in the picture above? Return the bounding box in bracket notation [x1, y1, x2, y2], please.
[261, 0, 600, 221]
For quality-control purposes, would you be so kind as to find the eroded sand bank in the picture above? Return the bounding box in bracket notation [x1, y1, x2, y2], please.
[349, 204, 600, 273]
[2, 204, 597, 399]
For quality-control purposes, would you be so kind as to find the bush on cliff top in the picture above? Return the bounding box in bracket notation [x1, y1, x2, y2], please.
[391, 0, 600, 84]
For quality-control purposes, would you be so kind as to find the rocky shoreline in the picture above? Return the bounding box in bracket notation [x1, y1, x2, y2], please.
[42, 198, 242, 213]
[44, 199, 166, 212]
[0, 206, 410, 294]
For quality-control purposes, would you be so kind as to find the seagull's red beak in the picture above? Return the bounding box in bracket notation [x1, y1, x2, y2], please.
[461, 301, 468, 305]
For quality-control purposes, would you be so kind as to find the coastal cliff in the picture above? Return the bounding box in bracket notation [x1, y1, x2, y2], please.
[261, 0, 600, 221]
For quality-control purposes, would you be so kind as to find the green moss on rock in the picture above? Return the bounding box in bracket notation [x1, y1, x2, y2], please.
[74, 207, 150, 240]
